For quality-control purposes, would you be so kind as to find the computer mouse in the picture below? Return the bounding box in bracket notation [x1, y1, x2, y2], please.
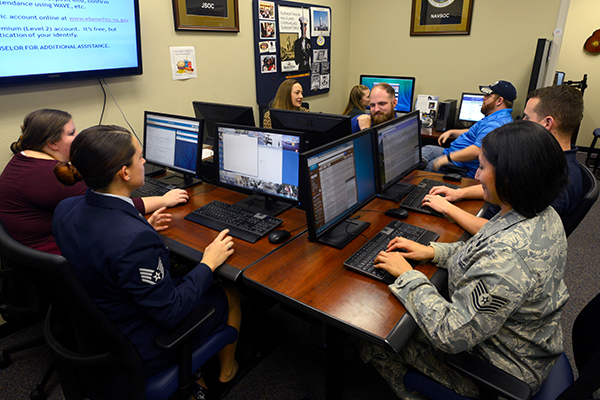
[385, 208, 409, 220]
[268, 229, 291, 244]
[443, 172, 463, 182]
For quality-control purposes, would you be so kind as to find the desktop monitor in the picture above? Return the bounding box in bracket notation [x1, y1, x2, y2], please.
[192, 101, 256, 146]
[300, 128, 377, 249]
[457, 93, 485, 126]
[359, 75, 416, 114]
[268, 109, 352, 150]
[373, 111, 422, 201]
[142, 111, 203, 188]
[215, 123, 304, 216]
[554, 71, 566, 85]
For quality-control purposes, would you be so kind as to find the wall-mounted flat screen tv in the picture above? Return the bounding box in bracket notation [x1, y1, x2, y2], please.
[0, 0, 142, 86]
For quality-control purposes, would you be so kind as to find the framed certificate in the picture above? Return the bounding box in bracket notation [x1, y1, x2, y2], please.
[410, 0, 473, 36]
[172, 0, 239, 32]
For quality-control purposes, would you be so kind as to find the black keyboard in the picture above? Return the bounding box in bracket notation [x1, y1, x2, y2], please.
[399, 178, 459, 217]
[184, 200, 283, 243]
[131, 177, 177, 198]
[344, 219, 439, 284]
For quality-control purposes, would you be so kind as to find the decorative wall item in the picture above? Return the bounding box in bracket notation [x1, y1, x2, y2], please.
[410, 0, 473, 36]
[253, 0, 331, 105]
[172, 0, 239, 32]
[584, 29, 600, 54]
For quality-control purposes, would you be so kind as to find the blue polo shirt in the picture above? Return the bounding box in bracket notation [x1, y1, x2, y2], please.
[444, 108, 513, 177]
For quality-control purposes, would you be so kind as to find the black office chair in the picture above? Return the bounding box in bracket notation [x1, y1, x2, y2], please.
[562, 163, 599, 237]
[0, 221, 238, 400]
[0, 223, 55, 400]
[404, 290, 600, 400]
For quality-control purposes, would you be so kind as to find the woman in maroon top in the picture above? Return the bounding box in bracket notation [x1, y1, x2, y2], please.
[0, 109, 189, 254]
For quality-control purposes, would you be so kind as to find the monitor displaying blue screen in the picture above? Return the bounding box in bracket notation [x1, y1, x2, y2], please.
[359, 75, 416, 113]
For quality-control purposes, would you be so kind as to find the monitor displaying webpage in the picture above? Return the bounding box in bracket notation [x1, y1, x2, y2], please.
[459, 94, 485, 122]
[377, 114, 420, 188]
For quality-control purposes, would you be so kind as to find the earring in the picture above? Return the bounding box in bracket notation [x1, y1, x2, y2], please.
[126, 176, 130, 181]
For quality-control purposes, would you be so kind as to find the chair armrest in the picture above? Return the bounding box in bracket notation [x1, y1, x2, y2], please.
[446, 352, 532, 400]
[155, 304, 216, 351]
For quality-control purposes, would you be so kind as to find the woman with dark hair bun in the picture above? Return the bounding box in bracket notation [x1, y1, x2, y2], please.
[0, 110, 188, 254]
[363, 121, 570, 398]
[52, 125, 240, 395]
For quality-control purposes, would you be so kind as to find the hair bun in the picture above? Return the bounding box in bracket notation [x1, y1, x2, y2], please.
[54, 161, 83, 186]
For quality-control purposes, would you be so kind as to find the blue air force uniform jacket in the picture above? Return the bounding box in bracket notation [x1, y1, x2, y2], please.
[52, 190, 222, 373]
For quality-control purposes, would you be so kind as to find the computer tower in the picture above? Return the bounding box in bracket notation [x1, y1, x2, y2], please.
[436, 99, 457, 132]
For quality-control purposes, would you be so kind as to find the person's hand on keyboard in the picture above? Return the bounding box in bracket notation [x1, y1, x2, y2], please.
[201, 229, 235, 271]
[422, 194, 451, 216]
[148, 207, 172, 232]
[161, 189, 189, 207]
[373, 249, 413, 278]
[386, 237, 435, 262]
[428, 185, 461, 202]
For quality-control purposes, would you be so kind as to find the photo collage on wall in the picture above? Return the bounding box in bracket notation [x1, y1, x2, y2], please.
[256, 1, 331, 90]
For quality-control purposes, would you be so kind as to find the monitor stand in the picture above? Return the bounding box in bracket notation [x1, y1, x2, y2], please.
[378, 182, 416, 202]
[234, 195, 294, 217]
[318, 218, 370, 249]
[154, 172, 201, 189]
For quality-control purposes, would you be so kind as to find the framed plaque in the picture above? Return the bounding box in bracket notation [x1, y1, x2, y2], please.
[172, 0, 239, 32]
[410, 0, 473, 36]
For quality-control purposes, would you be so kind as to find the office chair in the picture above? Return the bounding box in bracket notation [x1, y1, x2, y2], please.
[562, 164, 599, 237]
[0, 222, 55, 400]
[404, 290, 600, 400]
[0, 221, 238, 400]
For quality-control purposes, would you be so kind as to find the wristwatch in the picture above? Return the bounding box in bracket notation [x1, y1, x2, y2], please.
[446, 153, 453, 163]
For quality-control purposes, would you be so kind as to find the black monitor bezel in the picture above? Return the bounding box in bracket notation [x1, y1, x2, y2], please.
[372, 111, 422, 194]
[268, 108, 352, 150]
[300, 128, 377, 245]
[359, 74, 416, 113]
[457, 92, 485, 124]
[142, 111, 204, 187]
[192, 101, 256, 144]
[214, 122, 305, 209]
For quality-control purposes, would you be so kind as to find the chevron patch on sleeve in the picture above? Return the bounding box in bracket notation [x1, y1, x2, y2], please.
[471, 280, 510, 314]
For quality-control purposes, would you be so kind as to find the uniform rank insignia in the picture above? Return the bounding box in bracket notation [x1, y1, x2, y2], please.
[471, 280, 509, 314]
[139, 258, 165, 285]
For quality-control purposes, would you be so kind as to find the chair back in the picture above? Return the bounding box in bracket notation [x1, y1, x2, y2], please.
[0, 223, 45, 325]
[562, 164, 599, 237]
[556, 291, 600, 399]
[0, 221, 145, 399]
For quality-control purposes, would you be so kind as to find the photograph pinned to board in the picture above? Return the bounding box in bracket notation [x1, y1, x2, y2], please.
[258, 1, 275, 20]
[320, 74, 330, 89]
[170, 46, 197, 80]
[311, 7, 330, 37]
[313, 49, 328, 62]
[321, 62, 330, 74]
[310, 74, 320, 90]
[260, 21, 276, 39]
[259, 40, 277, 53]
[278, 6, 311, 73]
[261, 54, 277, 73]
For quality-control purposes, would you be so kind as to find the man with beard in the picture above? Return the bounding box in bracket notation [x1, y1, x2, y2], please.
[422, 80, 516, 178]
[351, 83, 398, 133]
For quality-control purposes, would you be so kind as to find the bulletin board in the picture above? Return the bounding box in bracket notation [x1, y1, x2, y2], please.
[253, 0, 332, 105]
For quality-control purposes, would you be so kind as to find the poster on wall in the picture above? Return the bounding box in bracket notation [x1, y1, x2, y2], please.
[170, 46, 197, 80]
[278, 6, 312, 73]
[311, 7, 330, 37]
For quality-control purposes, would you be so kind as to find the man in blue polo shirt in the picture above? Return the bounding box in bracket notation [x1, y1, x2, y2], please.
[422, 80, 516, 178]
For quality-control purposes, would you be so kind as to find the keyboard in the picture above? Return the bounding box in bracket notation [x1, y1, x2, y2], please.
[344, 219, 439, 284]
[184, 200, 283, 243]
[131, 177, 177, 198]
[399, 178, 459, 217]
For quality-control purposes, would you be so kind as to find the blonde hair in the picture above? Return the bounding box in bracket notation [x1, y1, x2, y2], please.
[271, 79, 302, 110]
[342, 85, 369, 115]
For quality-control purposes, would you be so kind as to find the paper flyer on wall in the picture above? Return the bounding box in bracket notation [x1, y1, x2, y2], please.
[278, 6, 311, 73]
[170, 46, 197, 80]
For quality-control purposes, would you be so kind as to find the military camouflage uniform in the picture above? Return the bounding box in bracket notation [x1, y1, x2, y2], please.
[361, 207, 569, 399]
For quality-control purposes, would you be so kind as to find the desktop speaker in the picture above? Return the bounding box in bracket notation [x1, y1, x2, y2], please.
[436, 99, 457, 132]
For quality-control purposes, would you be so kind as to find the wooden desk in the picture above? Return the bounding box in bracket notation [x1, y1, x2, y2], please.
[157, 182, 307, 282]
[242, 171, 483, 398]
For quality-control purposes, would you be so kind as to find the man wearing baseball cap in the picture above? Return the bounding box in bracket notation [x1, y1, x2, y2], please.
[422, 80, 516, 178]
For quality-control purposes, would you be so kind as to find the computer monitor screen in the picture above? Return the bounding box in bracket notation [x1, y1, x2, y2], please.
[215, 123, 303, 216]
[374, 111, 422, 198]
[554, 71, 566, 85]
[301, 128, 377, 249]
[192, 101, 255, 145]
[143, 111, 203, 188]
[359, 75, 416, 114]
[457, 93, 485, 124]
[268, 109, 352, 150]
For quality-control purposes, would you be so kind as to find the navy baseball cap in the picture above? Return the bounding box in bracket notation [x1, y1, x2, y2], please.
[479, 80, 517, 102]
